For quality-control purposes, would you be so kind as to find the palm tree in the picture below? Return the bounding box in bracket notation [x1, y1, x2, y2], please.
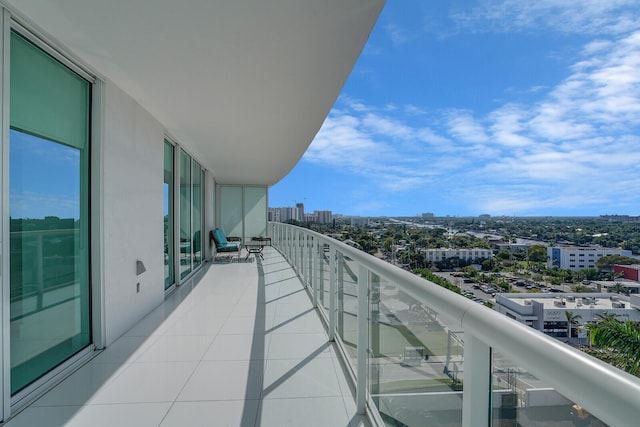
[594, 311, 616, 322]
[565, 310, 582, 342]
[587, 318, 640, 376]
[610, 282, 627, 295]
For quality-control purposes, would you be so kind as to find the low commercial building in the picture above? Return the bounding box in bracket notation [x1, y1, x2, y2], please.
[495, 293, 640, 343]
[547, 246, 633, 271]
[614, 264, 640, 281]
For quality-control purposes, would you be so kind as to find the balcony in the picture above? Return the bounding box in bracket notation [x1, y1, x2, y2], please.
[5, 246, 367, 427]
[6, 223, 640, 427]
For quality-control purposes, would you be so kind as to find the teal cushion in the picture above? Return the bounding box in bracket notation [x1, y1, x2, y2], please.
[213, 229, 227, 245]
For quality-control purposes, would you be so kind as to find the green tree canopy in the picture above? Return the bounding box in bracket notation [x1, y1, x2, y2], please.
[596, 254, 638, 270]
[527, 245, 547, 263]
[587, 318, 640, 376]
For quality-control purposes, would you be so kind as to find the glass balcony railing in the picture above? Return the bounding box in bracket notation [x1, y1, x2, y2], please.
[269, 222, 640, 427]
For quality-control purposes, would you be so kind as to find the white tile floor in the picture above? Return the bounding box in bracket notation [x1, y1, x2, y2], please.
[5, 247, 369, 427]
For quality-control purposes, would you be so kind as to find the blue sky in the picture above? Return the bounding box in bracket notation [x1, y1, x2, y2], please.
[269, 0, 640, 217]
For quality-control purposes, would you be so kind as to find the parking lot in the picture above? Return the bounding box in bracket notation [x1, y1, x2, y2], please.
[434, 272, 496, 305]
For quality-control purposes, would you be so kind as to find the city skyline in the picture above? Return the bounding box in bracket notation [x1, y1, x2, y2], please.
[269, 1, 640, 217]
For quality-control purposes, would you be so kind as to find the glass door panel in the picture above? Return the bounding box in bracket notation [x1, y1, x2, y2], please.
[9, 31, 91, 394]
[192, 162, 202, 268]
[244, 186, 267, 241]
[219, 186, 243, 240]
[9, 130, 90, 393]
[163, 141, 175, 289]
[179, 149, 192, 279]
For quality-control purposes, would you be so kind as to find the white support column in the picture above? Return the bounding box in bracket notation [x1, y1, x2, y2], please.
[356, 264, 369, 414]
[328, 246, 336, 341]
[462, 334, 491, 427]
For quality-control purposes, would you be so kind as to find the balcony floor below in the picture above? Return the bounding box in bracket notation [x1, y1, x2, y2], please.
[6, 247, 367, 427]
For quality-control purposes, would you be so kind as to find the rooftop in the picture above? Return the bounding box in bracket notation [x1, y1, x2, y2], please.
[500, 293, 639, 311]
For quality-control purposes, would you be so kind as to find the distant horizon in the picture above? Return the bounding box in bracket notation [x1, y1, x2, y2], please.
[269, 1, 640, 217]
[267, 207, 639, 220]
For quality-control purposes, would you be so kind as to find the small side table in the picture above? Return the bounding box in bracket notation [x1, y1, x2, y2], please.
[251, 236, 272, 246]
[245, 240, 266, 260]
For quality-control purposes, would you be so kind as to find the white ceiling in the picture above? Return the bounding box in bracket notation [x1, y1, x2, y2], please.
[6, 0, 384, 185]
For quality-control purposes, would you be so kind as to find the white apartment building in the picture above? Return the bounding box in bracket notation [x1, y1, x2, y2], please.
[315, 210, 333, 224]
[547, 246, 633, 270]
[350, 216, 370, 226]
[421, 248, 493, 263]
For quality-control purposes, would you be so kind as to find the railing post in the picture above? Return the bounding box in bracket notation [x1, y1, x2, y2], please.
[313, 241, 321, 307]
[357, 264, 369, 414]
[294, 229, 299, 273]
[328, 246, 336, 341]
[462, 334, 491, 427]
[300, 232, 305, 279]
[308, 235, 313, 290]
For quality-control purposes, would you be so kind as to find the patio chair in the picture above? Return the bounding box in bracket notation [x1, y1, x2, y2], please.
[210, 228, 242, 261]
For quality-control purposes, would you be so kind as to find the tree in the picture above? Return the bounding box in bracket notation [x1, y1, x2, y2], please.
[594, 312, 616, 323]
[610, 282, 628, 295]
[527, 245, 547, 263]
[580, 268, 601, 281]
[565, 311, 582, 341]
[596, 254, 638, 271]
[572, 284, 592, 293]
[382, 237, 393, 253]
[587, 318, 640, 376]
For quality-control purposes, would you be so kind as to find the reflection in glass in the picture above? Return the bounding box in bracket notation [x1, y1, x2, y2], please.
[179, 149, 192, 279]
[163, 141, 174, 289]
[369, 274, 463, 426]
[491, 350, 608, 426]
[9, 130, 90, 394]
[337, 251, 358, 366]
[9, 30, 91, 394]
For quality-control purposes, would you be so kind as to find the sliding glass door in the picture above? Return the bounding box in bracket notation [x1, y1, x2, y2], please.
[9, 31, 91, 394]
[192, 162, 203, 268]
[177, 149, 204, 281]
[218, 186, 267, 242]
[164, 141, 175, 289]
[179, 149, 192, 279]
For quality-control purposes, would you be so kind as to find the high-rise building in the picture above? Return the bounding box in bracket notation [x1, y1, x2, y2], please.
[315, 210, 333, 224]
[296, 202, 305, 221]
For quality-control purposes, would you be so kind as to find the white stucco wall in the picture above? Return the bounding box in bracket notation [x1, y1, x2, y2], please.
[101, 79, 165, 345]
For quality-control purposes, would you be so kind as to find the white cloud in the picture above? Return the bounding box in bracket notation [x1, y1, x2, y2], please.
[450, 0, 640, 35]
[488, 105, 534, 147]
[384, 23, 414, 46]
[447, 111, 489, 143]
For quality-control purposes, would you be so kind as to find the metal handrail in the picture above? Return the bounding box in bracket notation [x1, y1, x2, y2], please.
[270, 222, 640, 427]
